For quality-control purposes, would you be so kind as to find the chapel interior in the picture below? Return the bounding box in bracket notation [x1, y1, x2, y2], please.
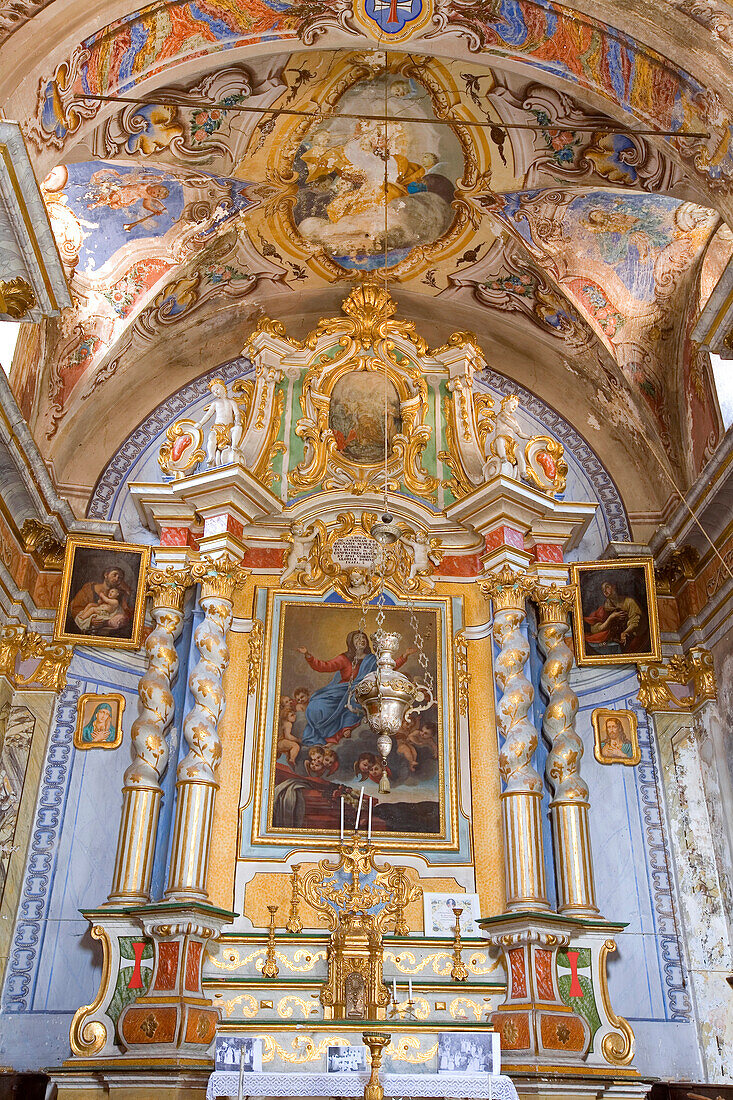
[0, 0, 733, 1098]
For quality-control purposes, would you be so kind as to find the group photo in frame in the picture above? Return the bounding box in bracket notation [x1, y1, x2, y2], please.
[54, 538, 150, 649]
[73, 693, 126, 750]
[569, 558, 660, 666]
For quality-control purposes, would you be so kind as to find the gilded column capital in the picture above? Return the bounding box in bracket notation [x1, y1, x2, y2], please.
[534, 583, 575, 624]
[146, 566, 193, 611]
[190, 555, 249, 601]
[479, 565, 537, 610]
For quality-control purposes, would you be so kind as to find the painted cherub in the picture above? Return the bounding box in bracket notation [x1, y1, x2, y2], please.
[277, 706, 301, 765]
[194, 378, 244, 467]
[74, 587, 127, 632]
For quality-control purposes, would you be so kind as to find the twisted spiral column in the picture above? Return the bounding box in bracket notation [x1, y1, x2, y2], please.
[537, 586, 599, 916]
[482, 567, 549, 912]
[109, 568, 191, 903]
[165, 558, 246, 901]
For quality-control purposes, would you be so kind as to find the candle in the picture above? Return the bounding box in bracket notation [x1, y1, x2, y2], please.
[237, 1044, 245, 1100]
[340, 796, 344, 840]
[367, 797, 373, 841]
[355, 785, 365, 830]
[392, 978, 397, 1002]
[408, 979, 413, 1001]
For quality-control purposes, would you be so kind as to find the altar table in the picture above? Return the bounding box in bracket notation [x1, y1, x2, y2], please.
[206, 1071, 519, 1100]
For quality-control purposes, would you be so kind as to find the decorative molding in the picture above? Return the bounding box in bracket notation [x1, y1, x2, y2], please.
[20, 519, 65, 570]
[0, 277, 35, 319]
[654, 546, 700, 595]
[637, 646, 717, 712]
[0, 623, 72, 691]
[3, 677, 81, 1012]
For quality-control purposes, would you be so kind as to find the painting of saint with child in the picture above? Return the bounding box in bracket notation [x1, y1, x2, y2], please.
[268, 602, 442, 839]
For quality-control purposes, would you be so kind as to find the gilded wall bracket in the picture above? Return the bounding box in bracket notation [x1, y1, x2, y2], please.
[637, 646, 717, 712]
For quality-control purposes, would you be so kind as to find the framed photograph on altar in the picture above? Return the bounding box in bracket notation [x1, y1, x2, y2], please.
[424, 892, 481, 935]
[54, 538, 150, 650]
[252, 596, 454, 848]
[569, 559, 660, 666]
[438, 1031, 501, 1074]
[73, 692, 126, 750]
[592, 708, 640, 766]
[214, 1036, 262, 1073]
[327, 1045, 367, 1073]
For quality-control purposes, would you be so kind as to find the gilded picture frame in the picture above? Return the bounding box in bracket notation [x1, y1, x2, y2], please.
[248, 590, 459, 852]
[54, 538, 150, 649]
[73, 692, 126, 750]
[592, 708, 640, 766]
[570, 558, 660, 666]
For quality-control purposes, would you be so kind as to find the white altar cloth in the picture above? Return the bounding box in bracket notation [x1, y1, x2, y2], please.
[206, 1071, 519, 1100]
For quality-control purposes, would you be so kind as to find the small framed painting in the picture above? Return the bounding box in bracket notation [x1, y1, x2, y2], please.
[570, 558, 660, 666]
[423, 892, 481, 935]
[74, 693, 126, 750]
[54, 538, 149, 649]
[592, 708, 640, 766]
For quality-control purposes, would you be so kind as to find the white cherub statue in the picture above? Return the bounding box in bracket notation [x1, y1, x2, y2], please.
[194, 378, 245, 467]
[281, 521, 318, 584]
[483, 394, 529, 481]
[402, 531, 441, 588]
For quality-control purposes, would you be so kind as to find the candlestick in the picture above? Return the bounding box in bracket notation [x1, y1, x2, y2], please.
[362, 1031, 390, 1100]
[340, 796, 344, 840]
[261, 905, 279, 979]
[368, 797, 372, 841]
[285, 865, 303, 934]
[355, 785, 365, 830]
[450, 906, 469, 982]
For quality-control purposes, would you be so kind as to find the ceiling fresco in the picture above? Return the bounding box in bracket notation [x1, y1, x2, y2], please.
[4, 0, 733, 504]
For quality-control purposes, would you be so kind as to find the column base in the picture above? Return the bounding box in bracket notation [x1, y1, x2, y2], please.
[117, 900, 236, 1060]
[479, 911, 635, 1071]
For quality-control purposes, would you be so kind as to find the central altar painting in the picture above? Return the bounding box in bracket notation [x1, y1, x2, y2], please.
[251, 598, 453, 846]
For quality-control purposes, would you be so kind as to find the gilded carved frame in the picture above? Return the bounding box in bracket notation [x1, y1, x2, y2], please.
[246, 587, 459, 853]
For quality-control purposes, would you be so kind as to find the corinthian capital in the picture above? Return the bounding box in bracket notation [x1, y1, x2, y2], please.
[191, 555, 249, 601]
[147, 566, 193, 611]
[534, 582, 575, 624]
[479, 565, 537, 610]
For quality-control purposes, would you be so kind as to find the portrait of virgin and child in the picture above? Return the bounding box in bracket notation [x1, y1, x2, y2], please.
[54, 539, 150, 649]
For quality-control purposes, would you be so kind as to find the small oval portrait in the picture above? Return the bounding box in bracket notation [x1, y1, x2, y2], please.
[592, 708, 640, 766]
[74, 693, 126, 750]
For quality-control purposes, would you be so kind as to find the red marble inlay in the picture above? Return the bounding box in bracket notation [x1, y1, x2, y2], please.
[539, 1011, 587, 1051]
[160, 527, 190, 547]
[534, 948, 555, 1001]
[440, 553, 482, 577]
[154, 942, 180, 991]
[185, 940, 203, 992]
[485, 526, 524, 553]
[530, 543, 564, 563]
[242, 546, 288, 569]
[508, 947, 527, 998]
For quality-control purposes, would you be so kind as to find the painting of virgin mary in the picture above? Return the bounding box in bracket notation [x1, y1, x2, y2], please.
[74, 693, 125, 750]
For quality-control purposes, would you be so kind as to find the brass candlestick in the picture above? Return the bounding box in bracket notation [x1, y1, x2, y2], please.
[450, 906, 469, 982]
[285, 865, 303, 933]
[362, 1031, 390, 1100]
[262, 905, 279, 978]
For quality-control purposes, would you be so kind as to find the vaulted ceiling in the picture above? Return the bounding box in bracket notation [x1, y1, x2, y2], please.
[3, 0, 733, 522]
